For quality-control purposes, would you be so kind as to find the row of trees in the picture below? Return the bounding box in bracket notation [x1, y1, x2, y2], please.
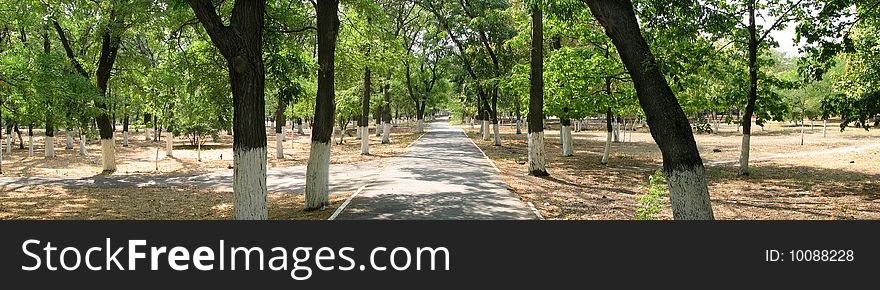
[2, 0, 878, 219]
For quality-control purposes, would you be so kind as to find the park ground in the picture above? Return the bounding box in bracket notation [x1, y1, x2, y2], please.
[464, 119, 880, 220]
[0, 122, 422, 220]
[2, 118, 878, 220]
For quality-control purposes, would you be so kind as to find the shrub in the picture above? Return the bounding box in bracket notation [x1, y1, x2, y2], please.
[635, 169, 668, 220]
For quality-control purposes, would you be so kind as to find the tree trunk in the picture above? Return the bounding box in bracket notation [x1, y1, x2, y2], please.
[823, 119, 827, 138]
[5, 125, 11, 155]
[561, 117, 573, 156]
[739, 2, 758, 177]
[360, 66, 371, 155]
[197, 133, 202, 162]
[296, 118, 305, 135]
[801, 118, 805, 146]
[122, 114, 129, 147]
[528, 7, 549, 176]
[28, 124, 34, 157]
[275, 90, 288, 160]
[613, 116, 621, 143]
[15, 125, 23, 149]
[79, 130, 87, 156]
[305, 0, 339, 211]
[144, 113, 152, 141]
[587, 0, 714, 219]
[66, 129, 74, 150]
[382, 80, 392, 144]
[602, 109, 612, 164]
[45, 113, 55, 158]
[188, 0, 269, 219]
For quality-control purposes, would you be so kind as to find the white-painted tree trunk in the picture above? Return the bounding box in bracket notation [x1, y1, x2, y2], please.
[197, 134, 202, 162]
[612, 119, 621, 143]
[382, 122, 391, 144]
[376, 124, 381, 137]
[305, 141, 330, 210]
[739, 134, 751, 175]
[418, 119, 425, 133]
[469, 118, 474, 128]
[714, 114, 720, 134]
[233, 147, 268, 219]
[601, 130, 612, 164]
[123, 131, 129, 147]
[482, 120, 490, 141]
[823, 119, 827, 138]
[28, 135, 34, 157]
[66, 131, 73, 150]
[800, 121, 805, 145]
[527, 132, 547, 175]
[276, 132, 284, 159]
[361, 126, 370, 155]
[515, 120, 522, 134]
[493, 122, 501, 146]
[101, 138, 116, 172]
[166, 132, 174, 157]
[356, 126, 362, 139]
[561, 125, 573, 156]
[79, 135, 87, 156]
[145, 127, 152, 141]
[296, 123, 304, 135]
[45, 137, 55, 158]
[666, 165, 715, 220]
[5, 135, 10, 154]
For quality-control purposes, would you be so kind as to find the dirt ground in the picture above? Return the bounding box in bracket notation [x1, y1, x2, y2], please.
[464, 119, 880, 220]
[0, 122, 420, 220]
[0, 185, 347, 220]
[0, 123, 422, 177]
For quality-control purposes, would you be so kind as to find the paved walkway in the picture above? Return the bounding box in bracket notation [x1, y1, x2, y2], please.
[0, 119, 538, 220]
[337, 119, 538, 220]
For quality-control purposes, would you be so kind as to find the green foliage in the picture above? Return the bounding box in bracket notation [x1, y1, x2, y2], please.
[635, 169, 668, 221]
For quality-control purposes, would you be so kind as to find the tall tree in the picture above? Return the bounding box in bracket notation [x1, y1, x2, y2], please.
[527, 5, 549, 176]
[584, 0, 714, 219]
[186, 0, 268, 219]
[305, 0, 340, 210]
[51, 2, 129, 172]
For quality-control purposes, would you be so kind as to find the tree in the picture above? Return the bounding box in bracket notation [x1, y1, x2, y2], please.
[584, 0, 714, 219]
[527, 5, 549, 176]
[49, 0, 147, 173]
[186, 0, 268, 220]
[305, 0, 340, 210]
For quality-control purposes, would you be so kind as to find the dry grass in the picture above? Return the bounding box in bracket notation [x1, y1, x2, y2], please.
[0, 185, 347, 220]
[465, 120, 880, 220]
[0, 123, 421, 177]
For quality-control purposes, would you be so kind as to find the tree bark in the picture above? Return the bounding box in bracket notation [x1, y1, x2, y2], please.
[586, 0, 714, 220]
[602, 109, 612, 164]
[305, 0, 340, 210]
[275, 90, 288, 159]
[188, 0, 268, 219]
[382, 79, 392, 144]
[122, 114, 129, 147]
[360, 66, 371, 155]
[561, 116, 573, 156]
[740, 2, 758, 176]
[28, 124, 34, 157]
[528, 7, 549, 176]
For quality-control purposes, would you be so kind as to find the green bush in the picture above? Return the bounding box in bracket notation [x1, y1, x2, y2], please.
[635, 169, 668, 220]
